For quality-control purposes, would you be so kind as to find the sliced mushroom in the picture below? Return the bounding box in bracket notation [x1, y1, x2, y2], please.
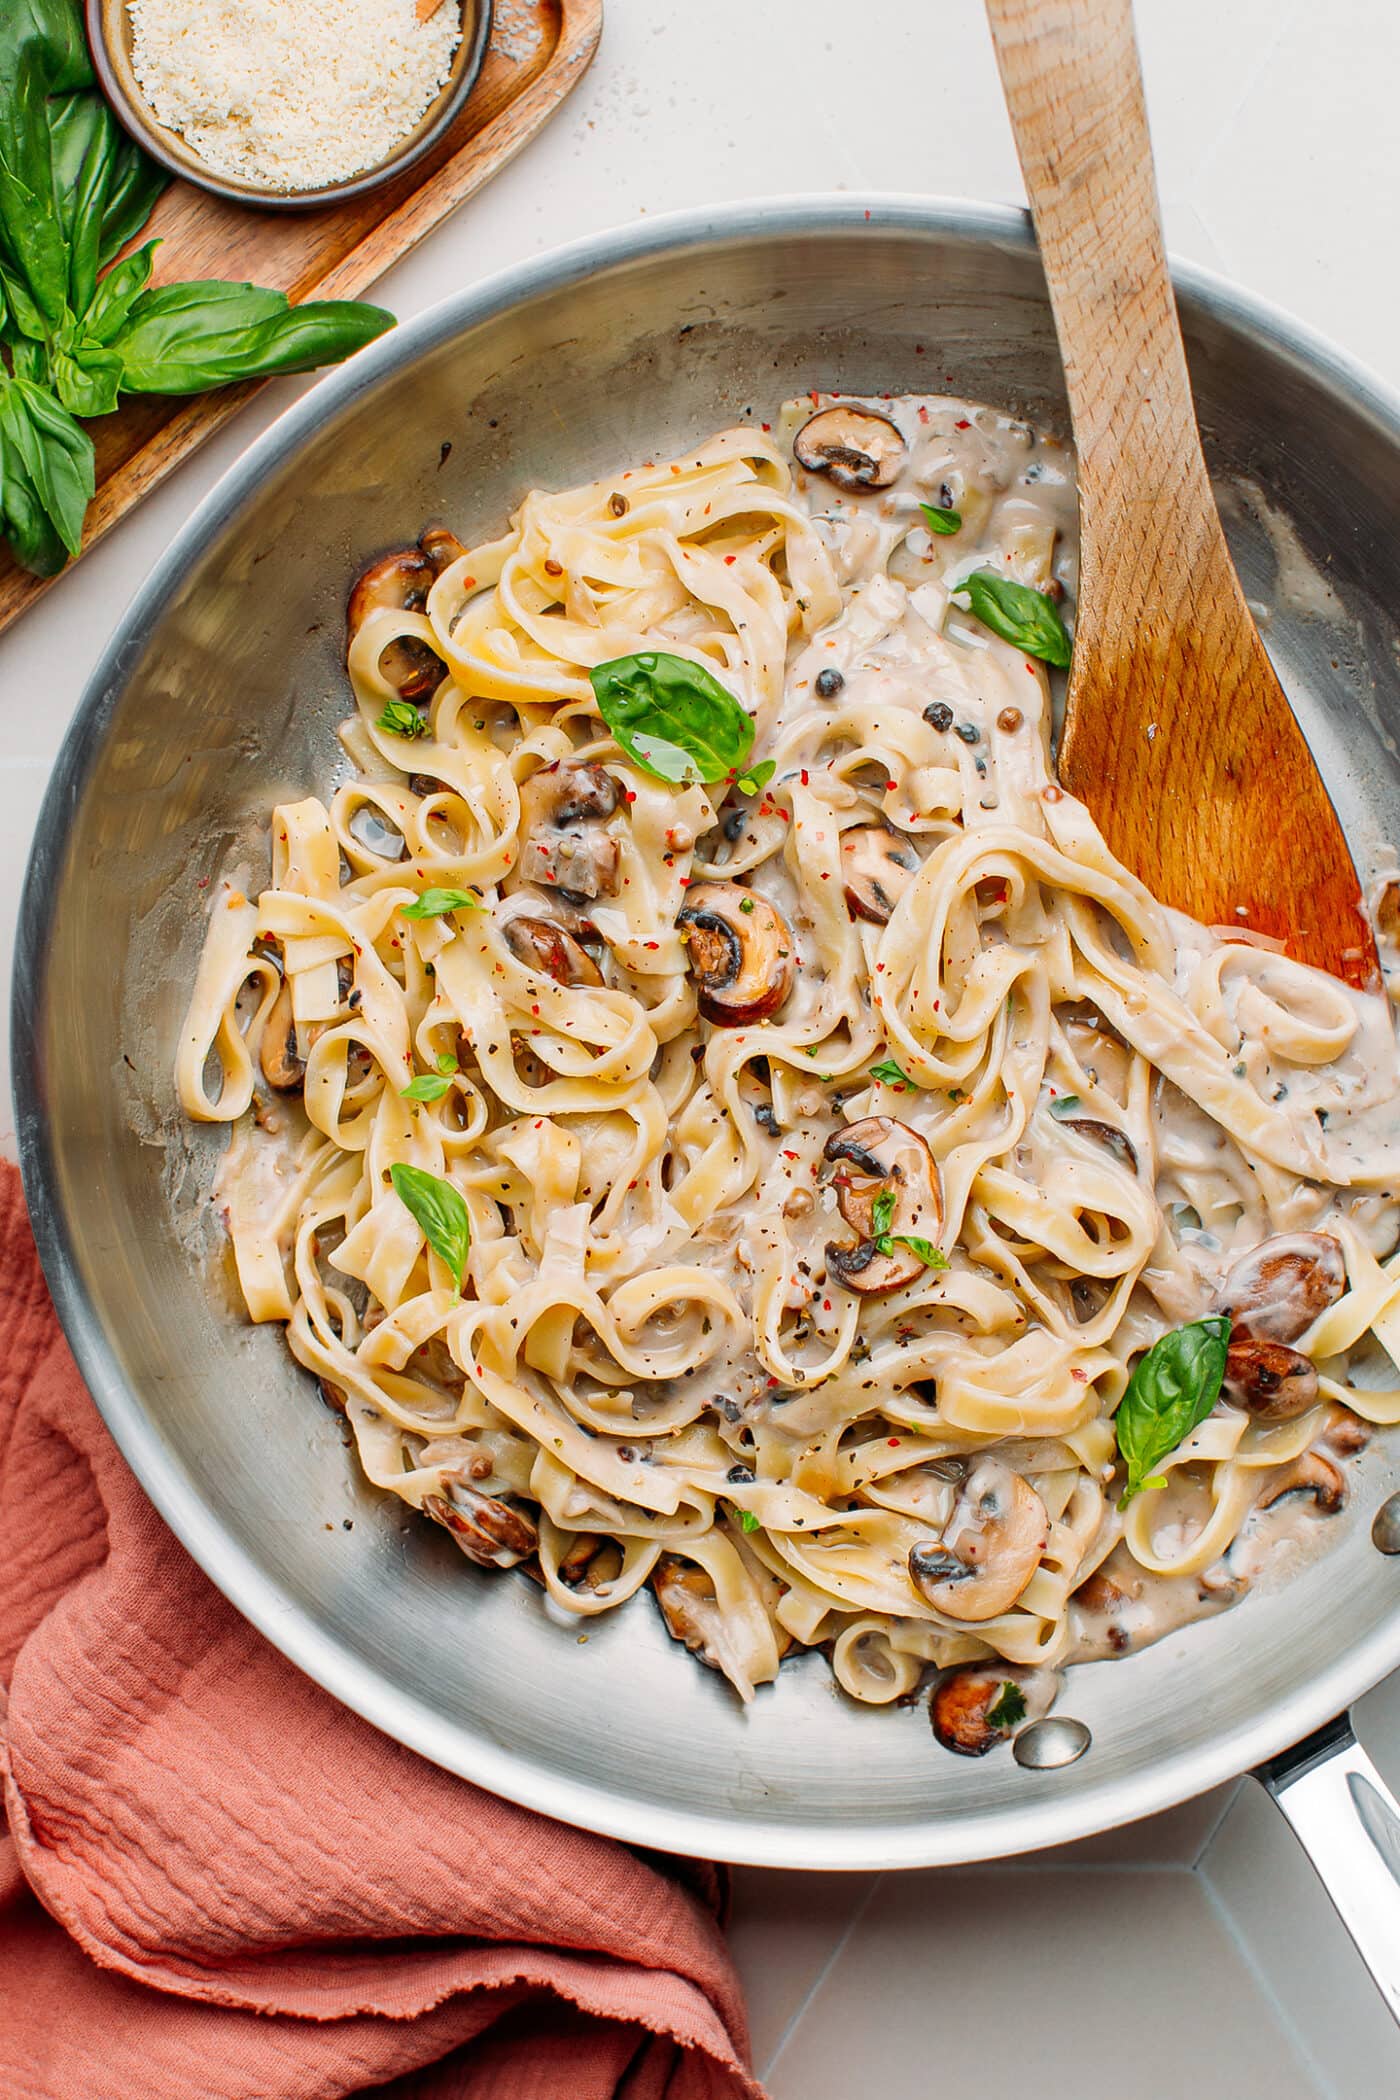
[1055, 1116, 1139, 1173]
[1220, 1232, 1346, 1343]
[503, 914, 605, 987]
[419, 526, 468, 575]
[260, 979, 304, 1092]
[517, 762, 622, 900]
[318, 1376, 348, 1414]
[678, 883, 795, 1025]
[652, 1555, 730, 1674]
[346, 546, 446, 702]
[1224, 1334, 1319, 1422]
[1319, 1402, 1371, 1459]
[824, 1116, 943, 1296]
[930, 1665, 1029, 1756]
[794, 405, 906, 491]
[1257, 1450, 1346, 1515]
[840, 825, 920, 923]
[424, 1481, 539, 1567]
[908, 1457, 1047, 1622]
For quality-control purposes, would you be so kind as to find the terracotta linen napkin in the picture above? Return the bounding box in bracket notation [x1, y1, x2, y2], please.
[0, 1162, 763, 2099]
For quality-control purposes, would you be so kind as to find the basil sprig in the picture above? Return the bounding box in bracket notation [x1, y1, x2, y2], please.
[871, 1186, 948, 1271]
[1114, 1315, 1230, 1509]
[1048, 1094, 1082, 1119]
[589, 650, 771, 795]
[920, 500, 962, 536]
[0, 2, 392, 576]
[400, 887, 483, 920]
[376, 699, 429, 739]
[953, 570, 1072, 669]
[389, 1163, 471, 1298]
[401, 1052, 459, 1103]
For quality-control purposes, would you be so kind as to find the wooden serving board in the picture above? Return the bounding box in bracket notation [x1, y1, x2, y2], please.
[0, 0, 602, 636]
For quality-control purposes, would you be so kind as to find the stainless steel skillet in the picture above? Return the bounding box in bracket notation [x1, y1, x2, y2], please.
[14, 198, 1400, 2007]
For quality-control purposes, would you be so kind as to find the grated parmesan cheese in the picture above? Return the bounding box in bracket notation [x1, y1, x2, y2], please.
[127, 0, 463, 193]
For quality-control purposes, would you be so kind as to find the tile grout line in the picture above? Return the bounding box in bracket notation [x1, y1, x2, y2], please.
[1195, 1863, 1339, 2100]
[758, 1871, 884, 2085]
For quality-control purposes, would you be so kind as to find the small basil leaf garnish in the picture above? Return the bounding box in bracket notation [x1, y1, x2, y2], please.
[1114, 1315, 1231, 1509]
[434, 1051, 460, 1076]
[590, 650, 758, 788]
[376, 698, 428, 739]
[870, 1058, 916, 1089]
[986, 1681, 1027, 1731]
[1049, 1094, 1082, 1119]
[737, 758, 776, 797]
[400, 1072, 453, 1103]
[389, 1162, 470, 1297]
[400, 887, 482, 920]
[954, 569, 1072, 669]
[872, 1187, 896, 1238]
[739, 1509, 761, 1534]
[920, 500, 962, 537]
[886, 1234, 948, 1270]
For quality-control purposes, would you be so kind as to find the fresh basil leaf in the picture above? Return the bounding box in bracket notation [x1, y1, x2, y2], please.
[389, 1162, 471, 1296]
[375, 697, 429, 739]
[0, 254, 48, 342]
[1114, 1315, 1230, 1509]
[0, 375, 92, 556]
[0, 44, 67, 327]
[62, 99, 114, 318]
[871, 1186, 896, 1239]
[112, 280, 393, 393]
[82, 240, 156, 347]
[400, 887, 482, 920]
[400, 1071, 454, 1103]
[45, 90, 161, 274]
[0, 414, 64, 574]
[1049, 1094, 1082, 1119]
[435, 1052, 460, 1075]
[0, 2, 93, 96]
[739, 1509, 761, 1534]
[590, 650, 756, 787]
[736, 757, 775, 797]
[51, 343, 121, 417]
[954, 568, 1072, 669]
[919, 500, 962, 536]
[986, 1681, 1027, 1731]
[870, 1058, 915, 1089]
[884, 1234, 948, 1270]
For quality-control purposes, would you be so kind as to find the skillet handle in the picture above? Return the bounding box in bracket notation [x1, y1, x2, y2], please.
[1257, 1712, 1400, 2023]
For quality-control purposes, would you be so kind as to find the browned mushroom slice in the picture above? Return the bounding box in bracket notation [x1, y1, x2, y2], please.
[678, 884, 795, 1025]
[1055, 1116, 1139, 1173]
[1220, 1232, 1346, 1343]
[1224, 1334, 1319, 1422]
[652, 1554, 730, 1672]
[908, 1458, 1047, 1622]
[518, 762, 622, 900]
[794, 405, 906, 490]
[260, 979, 304, 1092]
[424, 1482, 539, 1567]
[503, 914, 605, 988]
[318, 1376, 348, 1414]
[346, 547, 447, 701]
[840, 825, 920, 923]
[1319, 1403, 1371, 1459]
[823, 1116, 943, 1296]
[930, 1665, 1030, 1756]
[1257, 1451, 1346, 1515]
[419, 526, 469, 575]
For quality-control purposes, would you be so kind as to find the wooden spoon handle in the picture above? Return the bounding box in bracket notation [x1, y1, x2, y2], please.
[985, 0, 1219, 620]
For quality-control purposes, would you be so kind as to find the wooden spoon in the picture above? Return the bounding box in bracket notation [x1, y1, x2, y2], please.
[985, 0, 1377, 989]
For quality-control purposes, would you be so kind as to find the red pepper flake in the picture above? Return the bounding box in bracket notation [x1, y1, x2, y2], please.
[463, 576, 476, 588]
[888, 1437, 901, 1447]
[800, 769, 810, 786]
[724, 555, 737, 565]
[679, 875, 690, 885]
[625, 789, 637, 802]
[761, 422, 771, 432]
[1071, 1367, 1089, 1383]
[917, 405, 929, 422]
[864, 208, 871, 222]
[530, 1003, 540, 1015]
[886, 780, 897, 792]
[809, 389, 820, 406]
[781, 1149, 799, 1160]
[955, 419, 971, 430]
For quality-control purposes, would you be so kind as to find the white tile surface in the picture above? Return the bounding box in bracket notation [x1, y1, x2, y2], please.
[6, 0, 1400, 2085]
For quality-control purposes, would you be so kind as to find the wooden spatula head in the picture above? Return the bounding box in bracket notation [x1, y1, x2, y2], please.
[987, 0, 1377, 990]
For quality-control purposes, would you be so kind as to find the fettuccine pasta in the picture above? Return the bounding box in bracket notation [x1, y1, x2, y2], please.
[178, 393, 1400, 1728]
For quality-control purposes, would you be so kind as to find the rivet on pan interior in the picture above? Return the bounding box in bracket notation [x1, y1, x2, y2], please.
[1371, 1492, 1400, 1555]
[1014, 1717, 1091, 1769]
